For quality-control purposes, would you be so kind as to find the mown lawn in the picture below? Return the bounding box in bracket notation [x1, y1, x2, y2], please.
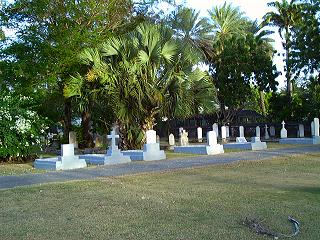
[1, 152, 319, 239]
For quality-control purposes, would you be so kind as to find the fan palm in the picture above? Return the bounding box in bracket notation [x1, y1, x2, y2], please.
[72, 22, 215, 149]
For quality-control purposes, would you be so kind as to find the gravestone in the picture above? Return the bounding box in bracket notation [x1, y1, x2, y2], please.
[174, 130, 224, 155]
[298, 124, 304, 138]
[226, 126, 230, 138]
[180, 130, 189, 146]
[197, 127, 203, 142]
[256, 126, 260, 138]
[221, 126, 227, 141]
[122, 129, 166, 161]
[34, 144, 87, 170]
[80, 127, 131, 165]
[169, 134, 175, 150]
[69, 131, 78, 148]
[265, 125, 270, 140]
[314, 118, 319, 137]
[270, 126, 276, 137]
[156, 135, 160, 144]
[236, 126, 247, 143]
[311, 121, 315, 136]
[280, 121, 287, 138]
[213, 123, 219, 137]
[179, 127, 184, 136]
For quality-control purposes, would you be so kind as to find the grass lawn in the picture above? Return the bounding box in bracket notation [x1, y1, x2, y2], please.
[0, 162, 45, 176]
[1, 152, 319, 239]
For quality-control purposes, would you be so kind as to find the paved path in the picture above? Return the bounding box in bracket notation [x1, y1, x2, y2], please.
[0, 145, 319, 190]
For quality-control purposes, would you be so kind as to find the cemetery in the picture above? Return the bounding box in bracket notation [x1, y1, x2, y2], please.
[0, 0, 320, 239]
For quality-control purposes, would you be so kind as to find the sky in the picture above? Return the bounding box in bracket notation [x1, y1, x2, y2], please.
[183, 0, 286, 88]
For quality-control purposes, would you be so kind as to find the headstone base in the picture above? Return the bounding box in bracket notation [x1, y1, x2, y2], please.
[279, 137, 320, 145]
[174, 144, 224, 155]
[223, 142, 267, 150]
[122, 143, 166, 161]
[34, 156, 87, 171]
[236, 137, 247, 143]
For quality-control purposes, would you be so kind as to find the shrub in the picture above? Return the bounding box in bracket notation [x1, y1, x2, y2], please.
[0, 91, 48, 162]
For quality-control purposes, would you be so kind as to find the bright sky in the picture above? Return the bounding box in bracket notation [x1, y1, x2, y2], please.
[184, 0, 286, 88]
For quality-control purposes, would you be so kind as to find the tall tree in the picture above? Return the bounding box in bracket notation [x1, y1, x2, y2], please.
[263, 0, 302, 100]
[0, 0, 134, 145]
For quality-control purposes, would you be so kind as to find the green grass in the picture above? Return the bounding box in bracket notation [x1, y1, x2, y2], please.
[1, 152, 319, 239]
[0, 162, 45, 176]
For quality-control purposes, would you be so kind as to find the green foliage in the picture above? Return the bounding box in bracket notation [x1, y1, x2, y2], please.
[0, 90, 48, 162]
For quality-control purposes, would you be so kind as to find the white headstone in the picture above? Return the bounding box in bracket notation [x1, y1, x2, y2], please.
[280, 121, 287, 139]
[311, 121, 315, 136]
[107, 127, 120, 150]
[156, 135, 160, 143]
[226, 126, 230, 138]
[270, 126, 276, 136]
[179, 127, 184, 136]
[239, 126, 244, 138]
[207, 131, 217, 146]
[251, 137, 261, 143]
[180, 130, 189, 146]
[146, 130, 157, 144]
[265, 125, 270, 140]
[314, 118, 319, 137]
[213, 123, 219, 137]
[61, 144, 74, 157]
[221, 126, 227, 140]
[299, 124, 304, 138]
[197, 127, 203, 142]
[256, 126, 260, 138]
[169, 134, 175, 146]
[69, 131, 78, 148]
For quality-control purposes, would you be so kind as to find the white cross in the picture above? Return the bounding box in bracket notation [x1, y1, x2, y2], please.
[107, 127, 119, 149]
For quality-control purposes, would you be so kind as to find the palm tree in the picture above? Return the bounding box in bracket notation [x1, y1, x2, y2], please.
[263, 0, 302, 99]
[69, 22, 215, 149]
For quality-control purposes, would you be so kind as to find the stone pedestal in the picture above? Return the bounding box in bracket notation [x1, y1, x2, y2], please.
[34, 144, 87, 170]
[174, 131, 224, 155]
[80, 127, 131, 165]
[122, 130, 166, 161]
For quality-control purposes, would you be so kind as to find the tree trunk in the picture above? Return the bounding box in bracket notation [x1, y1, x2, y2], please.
[285, 27, 293, 100]
[82, 111, 94, 148]
[259, 90, 266, 116]
[64, 98, 72, 140]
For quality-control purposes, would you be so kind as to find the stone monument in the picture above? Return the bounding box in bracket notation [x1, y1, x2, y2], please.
[34, 144, 87, 170]
[280, 121, 287, 139]
[169, 134, 175, 150]
[197, 127, 203, 142]
[298, 124, 305, 138]
[265, 125, 270, 140]
[69, 131, 78, 148]
[256, 126, 260, 138]
[80, 127, 131, 165]
[236, 126, 247, 143]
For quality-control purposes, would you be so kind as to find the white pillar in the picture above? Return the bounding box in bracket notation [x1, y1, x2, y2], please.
[197, 127, 203, 142]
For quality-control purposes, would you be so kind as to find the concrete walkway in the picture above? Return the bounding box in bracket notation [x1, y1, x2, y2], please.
[0, 145, 319, 190]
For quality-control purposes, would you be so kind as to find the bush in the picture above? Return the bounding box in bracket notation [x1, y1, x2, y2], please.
[0, 91, 48, 162]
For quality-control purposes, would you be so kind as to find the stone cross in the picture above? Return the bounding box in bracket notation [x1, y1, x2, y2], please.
[314, 118, 319, 137]
[256, 126, 260, 138]
[265, 125, 270, 140]
[107, 127, 120, 150]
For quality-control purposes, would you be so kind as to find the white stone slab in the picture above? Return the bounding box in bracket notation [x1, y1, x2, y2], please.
[264, 125, 270, 140]
[213, 123, 219, 137]
[61, 144, 74, 157]
[169, 134, 175, 146]
[298, 124, 304, 138]
[221, 126, 227, 140]
[207, 131, 217, 146]
[236, 137, 247, 143]
[280, 121, 287, 139]
[226, 126, 230, 138]
[146, 130, 157, 144]
[256, 126, 260, 138]
[239, 126, 244, 138]
[197, 127, 203, 142]
[314, 118, 319, 136]
[311, 121, 315, 136]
